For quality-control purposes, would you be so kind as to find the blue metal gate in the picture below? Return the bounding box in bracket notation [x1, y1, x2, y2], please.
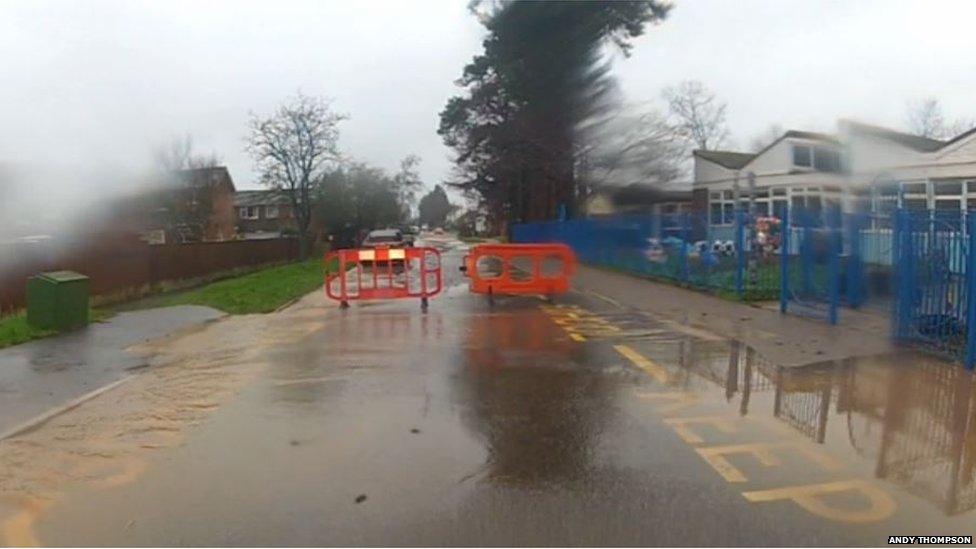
[892, 209, 976, 368]
[779, 206, 842, 324]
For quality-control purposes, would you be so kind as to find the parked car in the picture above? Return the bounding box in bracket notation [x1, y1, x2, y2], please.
[359, 229, 407, 271]
[401, 226, 418, 247]
[361, 229, 406, 248]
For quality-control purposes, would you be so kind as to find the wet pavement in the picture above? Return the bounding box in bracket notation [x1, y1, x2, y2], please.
[1, 240, 975, 546]
[0, 305, 223, 436]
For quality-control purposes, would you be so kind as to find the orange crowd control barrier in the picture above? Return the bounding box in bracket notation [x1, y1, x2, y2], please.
[325, 247, 442, 309]
[461, 243, 577, 300]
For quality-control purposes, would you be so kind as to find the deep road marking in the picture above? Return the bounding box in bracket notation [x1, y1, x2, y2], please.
[662, 416, 740, 444]
[540, 299, 900, 525]
[614, 344, 669, 384]
[742, 480, 897, 523]
[696, 441, 842, 483]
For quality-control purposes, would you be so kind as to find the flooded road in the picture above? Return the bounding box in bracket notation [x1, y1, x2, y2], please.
[1, 242, 975, 546]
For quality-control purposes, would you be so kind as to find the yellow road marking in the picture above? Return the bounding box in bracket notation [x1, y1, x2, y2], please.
[635, 391, 699, 415]
[743, 480, 896, 523]
[614, 345, 669, 384]
[697, 441, 844, 483]
[696, 442, 784, 483]
[663, 416, 739, 444]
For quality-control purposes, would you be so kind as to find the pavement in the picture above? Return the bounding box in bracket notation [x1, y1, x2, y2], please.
[0, 305, 224, 437]
[0, 235, 974, 546]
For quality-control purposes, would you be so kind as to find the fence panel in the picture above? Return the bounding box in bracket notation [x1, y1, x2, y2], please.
[779, 206, 841, 324]
[892, 210, 972, 365]
[511, 211, 780, 300]
[0, 235, 300, 315]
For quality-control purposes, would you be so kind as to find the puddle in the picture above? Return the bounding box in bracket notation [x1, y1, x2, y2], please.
[623, 334, 976, 520]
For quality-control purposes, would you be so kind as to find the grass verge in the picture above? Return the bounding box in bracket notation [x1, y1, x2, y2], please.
[0, 259, 336, 350]
[0, 308, 112, 350]
[117, 258, 336, 315]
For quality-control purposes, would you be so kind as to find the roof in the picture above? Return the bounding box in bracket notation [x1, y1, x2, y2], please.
[174, 166, 236, 190]
[842, 120, 946, 152]
[693, 150, 756, 170]
[781, 130, 840, 144]
[697, 130, 840, 173]
[611, 184, 692, 206]
[234, 190, 292, 207]
[934, 125, 976, 151]
[367, 229, 402, 237]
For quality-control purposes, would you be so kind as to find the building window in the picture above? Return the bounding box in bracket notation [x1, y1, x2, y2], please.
[239, 206, 259, 220]
[792, 145, 812, 168]
[813, 147, 841, 173]
[935, 181, 963, 195]
[772, 199, 788, 220]
[266, 205, 279, 219]
[709, 191, 736, 225]
[904, 198, 927, 210]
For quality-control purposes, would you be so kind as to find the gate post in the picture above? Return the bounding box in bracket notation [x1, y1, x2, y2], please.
[735, 210, 745, 297]
[800, 210, 813, 296]
[780, 208, 789, 314]
[827, 205, 841, 325]
[893, 210, 915, 342]
[680, 213, 690, 282]
[846, 213, 865, 308]
[965, 213, 976, 369]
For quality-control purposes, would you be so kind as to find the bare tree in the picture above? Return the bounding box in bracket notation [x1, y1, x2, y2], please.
[246, 92, 347, 259]
[153, 134, 221, 171]
[945, 117, 976, 140]
[150, 134, 223, 242]
[392, 154, 423, 222]
[905, 97, 976, 140]
[577, 105, 688, 189]
[906, 98, 946, 138]
[748, 123, 784, 152]
[662, 80, 730, 151]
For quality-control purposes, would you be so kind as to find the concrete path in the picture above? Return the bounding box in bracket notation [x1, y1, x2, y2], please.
[0, 305, 223, 436]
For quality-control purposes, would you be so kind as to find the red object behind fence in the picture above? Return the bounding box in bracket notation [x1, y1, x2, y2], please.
[324, 247, 442, 308]
[462, 243, 577, 297]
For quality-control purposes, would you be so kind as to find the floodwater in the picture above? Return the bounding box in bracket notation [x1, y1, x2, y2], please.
[0, 241, 974, 546]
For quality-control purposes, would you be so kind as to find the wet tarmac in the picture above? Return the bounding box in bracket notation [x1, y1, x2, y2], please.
[1, 241, 975, 546]
[0, 305, 223, 435]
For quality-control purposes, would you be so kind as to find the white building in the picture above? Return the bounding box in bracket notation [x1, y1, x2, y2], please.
[692, 122, 976, 237]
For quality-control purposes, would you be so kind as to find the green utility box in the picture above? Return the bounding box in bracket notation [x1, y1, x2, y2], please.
[26, 271, 90, 331]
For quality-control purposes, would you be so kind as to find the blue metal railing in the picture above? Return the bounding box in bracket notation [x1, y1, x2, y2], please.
[514, 207, 976, 369]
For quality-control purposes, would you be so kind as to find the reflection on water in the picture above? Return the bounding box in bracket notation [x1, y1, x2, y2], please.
[263, 309, 447, 411]
[455, 307, 615, 487]
[675, 338, 976, 517]
[452, 297, 976, 518]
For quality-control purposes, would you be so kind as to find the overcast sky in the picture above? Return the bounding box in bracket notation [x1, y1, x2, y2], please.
[2, 0, 975, 192]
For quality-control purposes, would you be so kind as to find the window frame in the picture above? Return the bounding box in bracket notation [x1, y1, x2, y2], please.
[792, 144, 813, 168]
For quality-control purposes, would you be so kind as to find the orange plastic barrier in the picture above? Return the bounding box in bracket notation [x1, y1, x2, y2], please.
[325, 247, 442, 309]
[462, 243, 577, 298]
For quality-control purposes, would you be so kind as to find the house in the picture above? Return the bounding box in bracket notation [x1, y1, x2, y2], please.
[692, 131, 845, 240]
[233, 190, 296, 239]
[694, 123, 976, 236]
[132, 166, 237, 243]
[840, 120, 976, 218]
[175, 166, 237, 242]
